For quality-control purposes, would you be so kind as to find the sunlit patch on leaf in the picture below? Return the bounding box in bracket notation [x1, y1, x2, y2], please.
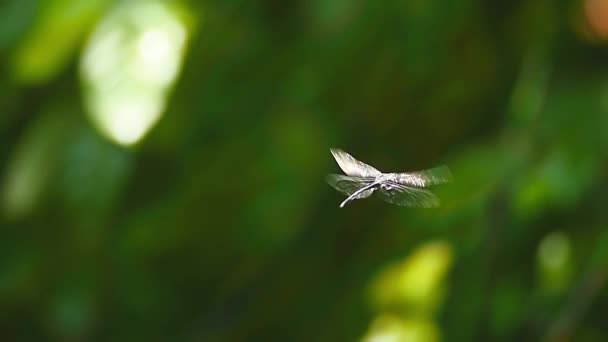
[370, 241, 452, 315]
[362, 315, 439, 342]
[80, 0, 192, 146]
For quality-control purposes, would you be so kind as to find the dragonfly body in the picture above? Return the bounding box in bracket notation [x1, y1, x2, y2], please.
[327, 148, 452, 208]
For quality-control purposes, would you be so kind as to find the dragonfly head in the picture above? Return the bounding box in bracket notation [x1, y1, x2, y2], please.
[380, 182, 395, 191]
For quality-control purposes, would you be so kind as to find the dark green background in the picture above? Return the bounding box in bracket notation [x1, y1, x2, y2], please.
[1, 0, 608, 341]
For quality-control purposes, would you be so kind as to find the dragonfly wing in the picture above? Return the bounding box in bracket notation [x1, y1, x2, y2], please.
[330, 148, 382, 178]
[377, 182, 440, 208]
[394, 165, 452, 187]
[326, 174, 375, 198]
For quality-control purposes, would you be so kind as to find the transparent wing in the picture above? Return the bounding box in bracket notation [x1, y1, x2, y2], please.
[377, 182, 440, 208]
[326, 174, 375, 197]
[394, 165, 452, 188]
[330, 148, 382, 178]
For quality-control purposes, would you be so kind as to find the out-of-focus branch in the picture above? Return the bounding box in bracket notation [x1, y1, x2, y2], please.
[543, 269, 608, 342]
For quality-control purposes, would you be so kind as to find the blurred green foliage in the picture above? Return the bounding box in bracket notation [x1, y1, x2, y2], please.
[1, 0, 608, 341]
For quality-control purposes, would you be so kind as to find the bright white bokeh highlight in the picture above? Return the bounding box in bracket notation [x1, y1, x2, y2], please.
[80, 1, 189, 146]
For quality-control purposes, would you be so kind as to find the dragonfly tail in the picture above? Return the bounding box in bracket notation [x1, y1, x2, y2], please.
[339, 182, 379, 208]
[339, 197, 353, 208]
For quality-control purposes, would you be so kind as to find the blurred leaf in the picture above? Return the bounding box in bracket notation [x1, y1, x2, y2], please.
[0, 0, 37, 49]
[537, 231, 573, 295]
[60, 125, 132, 224]
[12, 0, 108, 83]
[48, 275, 97, 340]
[2, 111, 71, 218]
[490, 278, 525, 339]
[513, 147, 599, 219]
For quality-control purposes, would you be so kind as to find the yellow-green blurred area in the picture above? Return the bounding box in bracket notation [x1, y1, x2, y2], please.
[3, 0, 608, 341]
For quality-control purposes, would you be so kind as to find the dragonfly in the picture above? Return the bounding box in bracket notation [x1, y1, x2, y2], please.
[326, 148, 452, 208]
